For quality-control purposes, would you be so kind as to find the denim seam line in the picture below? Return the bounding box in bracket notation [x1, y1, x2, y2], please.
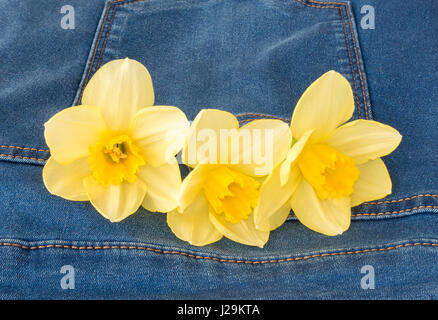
[0, 145, 49, 153]
[236, 113, 290, 122]
[1, 240, 438, 264]
[297, 0, 370, 119]
[365, 194, 438, 206]
[0, 153, 47, 162]
[297, 0, 361, 118]
[287, 205, 438, 221]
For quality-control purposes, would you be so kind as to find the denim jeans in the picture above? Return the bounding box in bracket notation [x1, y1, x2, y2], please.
[0, 0, 437, 299]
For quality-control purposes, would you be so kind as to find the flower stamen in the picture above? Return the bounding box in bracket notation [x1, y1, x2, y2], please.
[89, 134, 145, 186]
[104, 143, 128, 163]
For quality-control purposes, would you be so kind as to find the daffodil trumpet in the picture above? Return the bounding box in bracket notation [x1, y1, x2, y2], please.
[43, 58, 189, 222]
[253, 71, 402, 236]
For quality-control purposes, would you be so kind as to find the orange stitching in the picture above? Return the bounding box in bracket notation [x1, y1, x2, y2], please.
[295, 0, 361, 118]
[96, 0, 146, 70]
[0, 241, 437, 264]
[0, 145, 49, 153]
[95, 6, 118, 69]
[80, 0, 146, 100]
[239, 118, 258, 124]
[80, 0, 126, 101]
[364, 194, 438, 205]
[238, 118, 289, 125]
[289, 205, 438, 219]
[353, 205, 438, 217]
[236, 113, 290, 122]
[294, 0, 339, 8]
[0, 154, 47, 162]
[95, 3, 123, 70]
[337, 7, 361, 118]
[303, 0, 369, 118]
[343, 4, 368, 118]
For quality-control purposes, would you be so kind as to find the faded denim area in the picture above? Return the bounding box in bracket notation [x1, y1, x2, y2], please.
[0, 0, 437, 299]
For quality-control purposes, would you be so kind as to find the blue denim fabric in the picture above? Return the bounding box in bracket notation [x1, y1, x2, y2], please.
[0, 0, 437, 299]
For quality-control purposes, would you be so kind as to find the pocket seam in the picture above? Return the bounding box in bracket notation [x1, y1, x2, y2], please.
[365, 194, 438, 206]
[288, 204, 438, 220]
[1, 239, 438, 264]
[0, 145, 49, 153]
[0, 153, 47, 162]
[297, 0, 370, 119]
[77, 0, 145, 104]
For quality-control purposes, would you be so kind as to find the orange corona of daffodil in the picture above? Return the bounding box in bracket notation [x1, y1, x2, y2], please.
[43, 58, 189, 222]
[253, 71, 402, 236]
[167, 109, 291, 247]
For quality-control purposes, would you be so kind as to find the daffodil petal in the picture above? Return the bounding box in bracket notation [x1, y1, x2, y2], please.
[209, 211, 269, 248]
[167, 194, 223, 246]
[263, 200, 292, 232]
[42, 157, 90, 201]
[83, 176, 146, 222]
[326, 119, 402, 165]
[279, 129, 313, 185]
[82, 58, 154, 131]
[290, 179, 351, 236]
[138, 161, 181, 213]
[234, 119, 291, 177]
[291, 71, 354, 141]
[351, 158, 392, 207]
[254, 165, 301, 231]
[130, 106, 189, 167]
[182, 109, 239, 167]
[44, 105, 106, 164]
[178, 164, 212, 211]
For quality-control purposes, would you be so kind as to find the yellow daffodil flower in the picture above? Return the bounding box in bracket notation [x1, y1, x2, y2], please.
[167, 109, 291, 247]
[253, 71, 402, 236]
[43, 58, 189, 222]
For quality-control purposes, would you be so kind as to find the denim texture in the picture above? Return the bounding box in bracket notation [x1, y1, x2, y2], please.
[0, 0, 437, 299]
